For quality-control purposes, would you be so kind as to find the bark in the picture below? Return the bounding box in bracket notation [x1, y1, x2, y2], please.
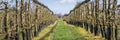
[15, 0, 19, 40]
[20, 0, 26, 40]
[112, 0, 117, 40]
[27, 0, 32, 40]
[107, 0, 112, 40]
[3, 2, 9, 40]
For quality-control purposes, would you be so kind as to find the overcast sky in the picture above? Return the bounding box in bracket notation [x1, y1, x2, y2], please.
[39, 0, 120, 15]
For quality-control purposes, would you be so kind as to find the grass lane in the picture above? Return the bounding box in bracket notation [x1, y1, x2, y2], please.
[43, 20, 74, 40]
[53, 21, 73, 40]
[42, 20, 92, 40]
[40, 20, 104, 40]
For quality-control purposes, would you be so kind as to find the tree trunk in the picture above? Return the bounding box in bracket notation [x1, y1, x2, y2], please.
[4, 2, 9, 40]
[15, 0, 19, 40]
[112, 0, 117, 40]
[20, 0, 25, 40]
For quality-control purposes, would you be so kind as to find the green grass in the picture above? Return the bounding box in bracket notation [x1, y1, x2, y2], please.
[53, 21, 73, 40]
[118, 30, 120, 40]
[42, 20, 88, 40]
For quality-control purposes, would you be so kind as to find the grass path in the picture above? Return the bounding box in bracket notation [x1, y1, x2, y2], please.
[34, 20, 104, 40]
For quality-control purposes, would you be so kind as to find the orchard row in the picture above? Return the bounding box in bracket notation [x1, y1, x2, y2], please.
[63, 0, 119, 40]
[0, 0, 57, 40]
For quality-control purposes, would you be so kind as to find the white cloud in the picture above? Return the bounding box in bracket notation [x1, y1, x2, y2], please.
[60, 0, 75, 3]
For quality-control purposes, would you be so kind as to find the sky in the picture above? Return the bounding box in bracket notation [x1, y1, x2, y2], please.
[39, 0, 84, 15]
[39, 0, 120, 15]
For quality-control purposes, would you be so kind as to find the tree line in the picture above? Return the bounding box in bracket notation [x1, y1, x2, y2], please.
[0, 0, 58, 40]
[63, 0, 119, 40]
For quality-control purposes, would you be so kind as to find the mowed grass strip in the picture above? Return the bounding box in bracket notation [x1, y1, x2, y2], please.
[41, 20, 105, 40]
[51, 21, 88, 40]
[53, 21, 73, 40]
